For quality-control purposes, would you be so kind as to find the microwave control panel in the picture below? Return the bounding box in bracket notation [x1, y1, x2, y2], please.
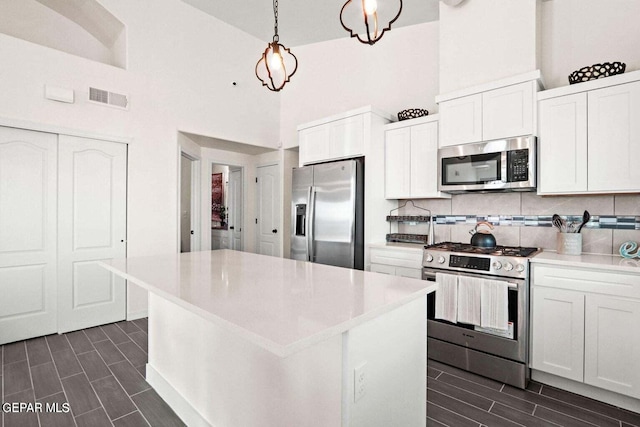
[507, 149, 529, 182]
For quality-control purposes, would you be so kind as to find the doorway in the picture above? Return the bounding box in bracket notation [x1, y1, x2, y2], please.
[211, 163, 243, 251]
[180, 152, 201, 253]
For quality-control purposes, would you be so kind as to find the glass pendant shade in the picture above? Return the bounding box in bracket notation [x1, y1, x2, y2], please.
[256, 40, 298, 92]
[340, 0, 403, 45]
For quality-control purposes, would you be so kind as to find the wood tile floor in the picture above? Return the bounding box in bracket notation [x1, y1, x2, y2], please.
[1, 319, 185, 427]
[427, 359, 640, 427]
[4, 322, 640, 427]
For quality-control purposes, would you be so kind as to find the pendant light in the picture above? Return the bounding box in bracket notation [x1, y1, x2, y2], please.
[255, 0, 298, 92]
[340, 0, 403, 45]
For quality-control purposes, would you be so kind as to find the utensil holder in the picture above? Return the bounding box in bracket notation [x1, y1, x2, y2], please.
[557, 233, 582, 255]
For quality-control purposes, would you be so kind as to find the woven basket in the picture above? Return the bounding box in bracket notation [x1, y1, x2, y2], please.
[397, 108, 429, 121]
[568, 62, 626, 84]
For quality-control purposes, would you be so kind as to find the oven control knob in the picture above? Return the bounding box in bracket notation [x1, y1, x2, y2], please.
[437, 256, 446, 264]
[515, 263, 525, 272]
[425, 253, 434, 263]
[492, 261, 502, 270]
[504, 262, 514, 271]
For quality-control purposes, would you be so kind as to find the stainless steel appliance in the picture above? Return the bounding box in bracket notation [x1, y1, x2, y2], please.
[438, 136, 536, 193]
[290, 158, 364, 270]
[423, 242, 539, 388]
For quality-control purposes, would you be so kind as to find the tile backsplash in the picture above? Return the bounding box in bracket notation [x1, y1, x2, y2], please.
[395, 193, 640, 254]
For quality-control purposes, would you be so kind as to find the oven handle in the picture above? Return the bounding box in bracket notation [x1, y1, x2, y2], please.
[422, 270, 520, 289]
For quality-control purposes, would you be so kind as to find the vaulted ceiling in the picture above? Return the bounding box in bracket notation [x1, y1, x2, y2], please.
[181, 0, 440, 47]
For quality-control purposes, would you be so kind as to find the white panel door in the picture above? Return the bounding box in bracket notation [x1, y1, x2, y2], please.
[410, 122, 439, 197]
[584, 295, 640, 398]
[588, 81, 640, 192]
[329, 115, 364, 160]
[538, 93, 588, 194]
[256, 164, 281, 257]
[0, 127, 58, 344]
[299, 125, 330, 166]
[229, 169, 243, 250]
[530, 287, 585, 382]
[482, 81, 534, 141]
[58, 135, 127, 333]
[439, 93, 483, 147]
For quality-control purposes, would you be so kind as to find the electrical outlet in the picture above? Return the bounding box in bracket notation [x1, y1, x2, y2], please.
[354, 362, 367, 402]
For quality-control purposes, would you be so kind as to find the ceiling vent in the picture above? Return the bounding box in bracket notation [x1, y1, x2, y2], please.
[89, 87, 129, 110]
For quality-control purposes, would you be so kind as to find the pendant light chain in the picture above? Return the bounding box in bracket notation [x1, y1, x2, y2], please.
[273, 0, 279, 42]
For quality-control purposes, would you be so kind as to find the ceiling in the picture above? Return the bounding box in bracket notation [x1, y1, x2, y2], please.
[181, 0, 440, 47]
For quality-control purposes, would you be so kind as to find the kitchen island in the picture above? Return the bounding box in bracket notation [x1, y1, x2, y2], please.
[100, 250, 436, 427]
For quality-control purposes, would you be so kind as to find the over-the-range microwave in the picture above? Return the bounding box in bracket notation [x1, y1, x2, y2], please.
[437, 136, 536, 193]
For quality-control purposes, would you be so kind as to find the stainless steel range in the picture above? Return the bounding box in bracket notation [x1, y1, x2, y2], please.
[423, 242, 540, 389]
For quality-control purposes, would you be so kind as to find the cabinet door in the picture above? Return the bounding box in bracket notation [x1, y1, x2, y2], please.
[0, 127, 58, 344]
[584, 295, 640, 398]
[588, 81, 640, 192]
[58, 136, 127, 333]
[538, 93, 588, 194]
[384, 127, 411, 199]
[439, 94, 482, 147]
[482, 82, 534, 141]
[395, 267, 422, 279]
[299, 125, 330, 166]
[410, 122, 439, 197]
[330, 115, 364, 160]
[531, 287, 585, 382]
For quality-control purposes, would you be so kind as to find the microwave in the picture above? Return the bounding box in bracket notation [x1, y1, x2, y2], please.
[437, 136, 536, 193]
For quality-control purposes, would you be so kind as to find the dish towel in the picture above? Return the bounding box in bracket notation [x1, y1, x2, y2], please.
[480, 279, 509, 331]
[435, 273, 458, 324]
[457, 275, 482, 326]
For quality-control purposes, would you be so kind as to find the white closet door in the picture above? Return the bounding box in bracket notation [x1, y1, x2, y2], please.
[0, 127, 58, 344]
[57, 135, 127, 333]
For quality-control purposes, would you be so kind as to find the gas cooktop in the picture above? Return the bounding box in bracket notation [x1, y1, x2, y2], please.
[424, 242, 539, 258]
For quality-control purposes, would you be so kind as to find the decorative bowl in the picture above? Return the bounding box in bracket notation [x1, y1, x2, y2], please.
[397, 108, 429, 121]
[568, 61, 626, 84]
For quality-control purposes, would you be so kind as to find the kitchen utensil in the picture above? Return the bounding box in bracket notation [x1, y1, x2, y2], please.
[552, 214, 566, 232]
[577, 210, 590, 233]
[469, 221, 497, 248]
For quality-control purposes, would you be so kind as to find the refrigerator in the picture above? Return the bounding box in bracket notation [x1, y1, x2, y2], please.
[291, 158, 364, 270]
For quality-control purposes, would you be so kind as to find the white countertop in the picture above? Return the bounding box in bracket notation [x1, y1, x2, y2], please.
[531, 251, 640, 274]
[100, 250, 436, 357]
[368, 242, 425, 253]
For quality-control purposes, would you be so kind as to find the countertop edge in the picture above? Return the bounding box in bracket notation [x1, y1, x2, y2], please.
[531, 252, 640, 274]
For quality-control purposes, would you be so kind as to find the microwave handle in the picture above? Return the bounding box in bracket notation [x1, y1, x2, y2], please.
[501, 151, 508, 183]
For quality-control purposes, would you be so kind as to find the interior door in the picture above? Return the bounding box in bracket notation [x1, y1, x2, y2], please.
[256, 164, 281, 257]
[57, 135, 127, 333]
[229, 168, 243, 250]
[0, 127, 58, 344]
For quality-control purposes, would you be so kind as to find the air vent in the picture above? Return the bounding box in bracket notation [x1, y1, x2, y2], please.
[89, 87, 129, 110]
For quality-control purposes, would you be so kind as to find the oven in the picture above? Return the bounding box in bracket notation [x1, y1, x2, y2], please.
[423, 244, 536, 389]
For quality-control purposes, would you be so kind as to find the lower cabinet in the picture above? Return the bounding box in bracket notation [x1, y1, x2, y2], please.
[530, 264, 640, 399]
[370, 263, 421, 279]
[369, 245, 423, 279]
[211, 229, 230, 250]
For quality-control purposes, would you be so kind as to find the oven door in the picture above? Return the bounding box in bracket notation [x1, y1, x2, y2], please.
[423, 268, 528, 363]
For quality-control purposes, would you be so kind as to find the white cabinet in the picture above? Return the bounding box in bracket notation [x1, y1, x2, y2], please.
[384, 117, 449, 199]
[437, 73, 540, 147]
[369, 245, 423, 279]
[299, 114, 364, 165]
[211, 229, 230, 250]
[538, 93, 588, 193]
[530, 263, 640, 399]
[538, 74, 640, 194]
[439, 94, 482, 147]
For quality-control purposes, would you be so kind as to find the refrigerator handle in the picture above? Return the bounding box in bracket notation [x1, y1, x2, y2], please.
[307, 186, 315, 262]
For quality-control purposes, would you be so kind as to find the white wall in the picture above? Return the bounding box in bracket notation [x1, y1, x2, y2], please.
[0, 0, 280, 317]
[439, 0, 538, 93]
[540, 0, 640, 89]
[279, 22, 439, 149]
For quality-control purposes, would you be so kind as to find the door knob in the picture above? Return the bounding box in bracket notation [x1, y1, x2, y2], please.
[190, 230, 194, 235]
[272, 229, 278, 234]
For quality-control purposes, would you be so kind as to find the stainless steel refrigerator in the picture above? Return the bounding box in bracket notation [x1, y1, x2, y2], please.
[290, 158, 364, 270]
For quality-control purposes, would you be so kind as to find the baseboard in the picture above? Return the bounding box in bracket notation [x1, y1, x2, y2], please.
[126, 310, 148, 321]
[146, 364, 211, 427]
[532, 370, 640, 413]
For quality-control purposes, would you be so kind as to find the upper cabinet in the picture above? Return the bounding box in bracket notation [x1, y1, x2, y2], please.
[437, 71, 541, 147]
[298, 106, 393, 167]
[538, 71, 640, 195]
[384, 116, 450, 200]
